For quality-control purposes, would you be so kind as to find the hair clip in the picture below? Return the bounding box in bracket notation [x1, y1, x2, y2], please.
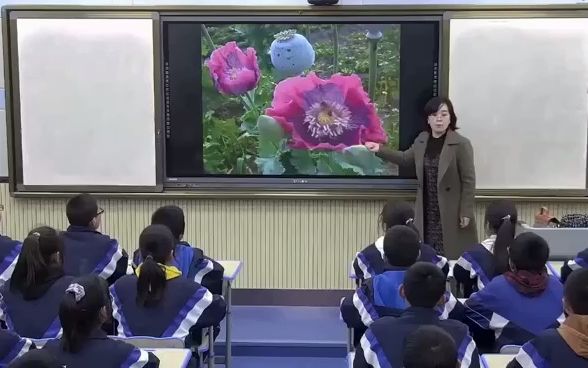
[145, 255, 154, 260]
[31, 232, 40, 238]
[66, 283, 86, 303]
[405, 218, 414, 225]
[502, 214, 511, 221]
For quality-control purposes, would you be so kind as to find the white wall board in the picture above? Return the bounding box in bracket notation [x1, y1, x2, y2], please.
[449, 18, 588, 189]
[16, 18, 157, 187]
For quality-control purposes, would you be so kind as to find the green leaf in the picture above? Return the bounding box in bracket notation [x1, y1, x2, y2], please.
[340, 145, 386, 175]
[257, 115, 285, 142]
[240, 109, 259, 134]
[290, 150, 317, 175]
[256, 157, 285, 175]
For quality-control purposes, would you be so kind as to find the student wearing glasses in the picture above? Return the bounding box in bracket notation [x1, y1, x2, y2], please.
[61, 194, 128, 285]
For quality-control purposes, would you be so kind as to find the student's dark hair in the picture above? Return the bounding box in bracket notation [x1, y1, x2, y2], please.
[423, 96, 458, 131]
[403, 325, 458, 368]
[509, 232, 549, 272]
[564, 269, 588, 315]
[10, 226, 63, 294]
[383, 225, 420, 267]
[485, 200, 518, 276]
[403, 262, 446, 308]
[59, 275, 108, 353]
[151, 205, 185, 242]
[379, 201, 419, 237]
[137, 224, 174, 307]
[66, 193, 99, 227]
[8, 349, 61, 368]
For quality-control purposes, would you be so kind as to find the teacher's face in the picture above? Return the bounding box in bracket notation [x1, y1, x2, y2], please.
[427, 104, 451, 136]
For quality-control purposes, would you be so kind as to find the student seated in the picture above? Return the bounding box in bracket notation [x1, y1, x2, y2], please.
[561, 248, 588, 283]
[133, 205, 224, 295]
[0, 227, 74, 339]
[341, 226, 463, 341]
[0, 330, 34, 366]
[353, 262, 480, 368]
[111, 224, 226, 346]
[464, 232, 564, 351]
[454, 200, 518, 297]
[41, 275, 159, 368]
[508, 268, 588, 368]
[0, 209, 22, 287]
[403, 326, 459, 368]
[352, 201, 448, 282]
[61, 194, 127, 284]
[8, 348, 61, 368]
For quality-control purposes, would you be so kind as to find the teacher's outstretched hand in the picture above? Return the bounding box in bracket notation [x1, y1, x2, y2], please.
[365, 97, 477, 259]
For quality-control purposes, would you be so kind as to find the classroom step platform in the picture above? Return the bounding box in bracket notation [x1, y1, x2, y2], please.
[215, 305, 347, 358]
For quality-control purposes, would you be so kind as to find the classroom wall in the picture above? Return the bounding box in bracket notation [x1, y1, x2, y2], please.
[0, 183, 585, 289]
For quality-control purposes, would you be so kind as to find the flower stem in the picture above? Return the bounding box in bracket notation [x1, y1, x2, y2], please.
[244, 92, 258, 114]
[368, 37, 379, 101]
[333, 24, 339, 74]
[201, 25, 216, 50]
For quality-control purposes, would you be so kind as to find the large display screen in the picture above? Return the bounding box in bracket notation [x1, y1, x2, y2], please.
[163, 18, 440, 187]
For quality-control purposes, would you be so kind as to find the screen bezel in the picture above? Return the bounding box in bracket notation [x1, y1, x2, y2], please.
[161, 14, 443, 190]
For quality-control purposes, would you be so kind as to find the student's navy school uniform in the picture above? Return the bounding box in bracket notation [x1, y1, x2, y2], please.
[453, 236, 496, 297]
[110, 272, 226, 344]
[43, 330, 159, 368]
[0, 275, 75, 339]
[341, 265, 464, 334]
[61, 226, 128, 285]
[0, 330, 33, 366]
[353, 307, 480, 368]
[133, 242, 224, 295]
[464, 275, 564, 350]
[351, 236, 449, 281]
[507, 329, 588, 368]
[561, 248, 588, 283]
[0, 237, 21, 287]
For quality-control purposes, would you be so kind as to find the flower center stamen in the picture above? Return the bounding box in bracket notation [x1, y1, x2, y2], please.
[304, 101, 353, 139]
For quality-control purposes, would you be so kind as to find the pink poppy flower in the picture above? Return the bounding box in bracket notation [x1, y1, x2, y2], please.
[206, 41, 260, 96]
[265, 73, 388, 151]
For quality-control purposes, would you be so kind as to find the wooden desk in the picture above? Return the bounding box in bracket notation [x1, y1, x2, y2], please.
[149, 348, 192, 368]
[218, 260, 243, 368]
[482, 354, 515, 368]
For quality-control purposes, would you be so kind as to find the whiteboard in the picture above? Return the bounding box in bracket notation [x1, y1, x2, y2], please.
[16, 18, 158, 188]
[449, 18, 588, 190]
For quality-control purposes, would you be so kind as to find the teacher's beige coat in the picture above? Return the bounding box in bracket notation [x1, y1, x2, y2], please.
[377, 130, 478, 259]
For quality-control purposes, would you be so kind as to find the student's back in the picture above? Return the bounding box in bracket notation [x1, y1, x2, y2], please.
[465, 232, 564, 351]
[0, 330, 33, 366]
[454, 200, 517, 297]
[0, 235, 22, 287]
[61, 194, 127, 284]
[113, 225, 226, 344]
[133, 204, 224, 295]
[353, 263, 479, 368]
[41, 274, 159, 368]
[0, 227, 74, 339]
[342, 226, 463, 336]
[508, 268, 588, 368]
[561, 248, 588, 283]
[352, 201, 448, 281]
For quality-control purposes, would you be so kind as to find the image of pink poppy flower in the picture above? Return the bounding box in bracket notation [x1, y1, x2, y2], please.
[206, 41, 261, 96]
[265, 73, 388, 151]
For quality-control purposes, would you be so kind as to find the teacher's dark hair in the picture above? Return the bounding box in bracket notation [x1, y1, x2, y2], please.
[423, 96, 458, 131]
[485, 201, 518, 276]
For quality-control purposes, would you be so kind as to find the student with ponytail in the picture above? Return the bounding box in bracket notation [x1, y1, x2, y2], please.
[352, 201, 448, 282]
[454, 200, 518, 297]
[40, 274, 159, 368]
[0, 227, 74, 339]
[464, 232, 564, 351]
[111, 224, 226, 346]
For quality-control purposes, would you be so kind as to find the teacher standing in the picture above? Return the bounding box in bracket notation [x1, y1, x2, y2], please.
[365, 97, 477, 259]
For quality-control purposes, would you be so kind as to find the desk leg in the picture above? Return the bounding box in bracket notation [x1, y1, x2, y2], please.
[208, 326, 215, 368]
[225, 280, 232, 368]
